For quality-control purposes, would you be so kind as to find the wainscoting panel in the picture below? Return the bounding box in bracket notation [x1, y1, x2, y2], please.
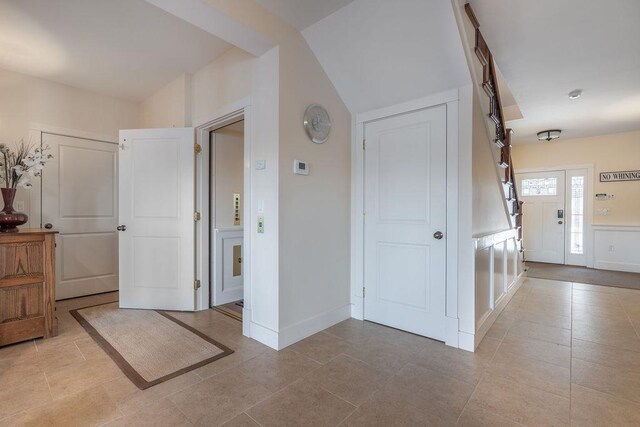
[474, 229, 525, 348]
[593, 226, 640, 273]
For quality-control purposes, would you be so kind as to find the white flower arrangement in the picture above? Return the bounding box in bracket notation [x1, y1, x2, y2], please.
[0, 140, 53, 189]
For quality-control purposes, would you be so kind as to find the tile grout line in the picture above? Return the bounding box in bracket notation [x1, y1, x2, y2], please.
[455, 283, 519, 425]
[243, 410, 265, 426]
[616, 289, 640, 342]
[569, 282, 574, 420]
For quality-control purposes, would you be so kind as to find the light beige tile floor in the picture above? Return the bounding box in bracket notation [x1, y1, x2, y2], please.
[2, 277, 640, 426]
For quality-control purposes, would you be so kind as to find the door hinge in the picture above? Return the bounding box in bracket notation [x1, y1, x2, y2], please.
[194, 279, 201, 290]
[362, 139, 366, 150]
[363, 286, 365, 297]
[194, 211, 201, 221]
[194, 143, 202, 154]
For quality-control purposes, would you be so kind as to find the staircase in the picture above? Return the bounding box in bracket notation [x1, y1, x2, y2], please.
[465, 3, 524, 251]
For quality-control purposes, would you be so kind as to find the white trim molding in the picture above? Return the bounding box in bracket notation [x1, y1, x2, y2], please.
[473, 228, 525, 349]
[592, 225, 640, 273]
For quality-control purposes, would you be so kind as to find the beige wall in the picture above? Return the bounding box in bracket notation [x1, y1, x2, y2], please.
[202, 1, 352, 336]
[214, 124, 244, 229]
[140, 1, 352, 344]
[512, 130, 640, 226]
[191, 48, 254, 125]
[0, 68, 139, 142]
[139, 73, 190, 128]
[472, 91, 511, 236]
[0, 67, 139, 227]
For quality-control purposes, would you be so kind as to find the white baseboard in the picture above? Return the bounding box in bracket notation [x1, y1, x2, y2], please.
[445, 316, 459, 348]
[458, 331, 474, 352]
[277, 304, 351, 350]
[248, 320, 279, 350]
[351, 295, 364, 320]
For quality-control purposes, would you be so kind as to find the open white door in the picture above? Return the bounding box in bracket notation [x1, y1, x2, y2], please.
[118, 128, 196, 311]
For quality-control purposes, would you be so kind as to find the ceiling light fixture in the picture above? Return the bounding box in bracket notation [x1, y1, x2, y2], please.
[568, 89, 583, 99]
[537, 129, 562, 142]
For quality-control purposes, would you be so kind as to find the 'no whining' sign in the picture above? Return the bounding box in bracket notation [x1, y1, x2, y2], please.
[600, 170, 640, 182]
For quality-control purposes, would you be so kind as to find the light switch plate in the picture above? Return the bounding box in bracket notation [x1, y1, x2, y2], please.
[257, 215, 265, 233]
[255, 160, 266, 170]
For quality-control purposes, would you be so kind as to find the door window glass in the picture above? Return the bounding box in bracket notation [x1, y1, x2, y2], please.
[521, 177, 557, 196]
[570, 176, 585, 254]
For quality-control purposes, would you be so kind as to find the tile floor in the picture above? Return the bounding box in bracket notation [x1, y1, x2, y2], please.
[2, 277, 640, 425]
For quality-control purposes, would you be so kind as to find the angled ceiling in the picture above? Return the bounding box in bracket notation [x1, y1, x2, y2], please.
[0, 0, 233, 101]
[470, 0, 640, 144]
[254, 0, 355, 31]
[302, 0, 471, 114]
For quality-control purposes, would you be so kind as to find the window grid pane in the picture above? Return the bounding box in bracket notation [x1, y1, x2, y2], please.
[570, 176, 584, 255]
[521, 177, 557, 196]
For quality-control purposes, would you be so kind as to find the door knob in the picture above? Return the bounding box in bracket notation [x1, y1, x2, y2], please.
[558, 221, 563, 224]
[44, 223, 53, 229]
[433, 231, 444, 240]
[117, 225, 127, 231]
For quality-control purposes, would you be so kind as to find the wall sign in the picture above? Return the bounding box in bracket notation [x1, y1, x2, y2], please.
[599, 170, 640, 182]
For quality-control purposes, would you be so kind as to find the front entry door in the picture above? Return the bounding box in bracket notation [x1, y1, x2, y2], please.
[42, 133, 118, 300]
[517, 170, 566, 264]
[363, 105, 447, 341]
[118, 128, 196, 311]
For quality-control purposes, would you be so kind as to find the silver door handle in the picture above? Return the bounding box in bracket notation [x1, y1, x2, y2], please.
[44, 223, 53, 229]
[434, 231, 444, 240]
[117, 225, 127, 231]
[558, 221, 563, 224]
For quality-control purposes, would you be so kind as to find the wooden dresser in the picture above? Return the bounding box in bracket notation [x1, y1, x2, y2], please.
[0, 229, 58, 346]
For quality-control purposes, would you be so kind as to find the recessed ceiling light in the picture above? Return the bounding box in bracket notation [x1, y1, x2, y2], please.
[537, 129, 561, 142]
[568, 89, 583, 99]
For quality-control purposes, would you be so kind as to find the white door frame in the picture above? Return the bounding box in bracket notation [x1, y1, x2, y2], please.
[351, 87, 468, 349]
[195, 98, 252, 327]
[516, 164, 595, 268]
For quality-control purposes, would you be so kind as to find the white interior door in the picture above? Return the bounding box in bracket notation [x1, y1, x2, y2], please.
[363, 105, 447, 341]
[42, 133, 118, 300]
[118, 128, 195, 311]
[517, 170, 566, 264]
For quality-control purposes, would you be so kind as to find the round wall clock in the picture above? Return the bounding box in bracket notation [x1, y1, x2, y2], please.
[303, 104, 331, 144]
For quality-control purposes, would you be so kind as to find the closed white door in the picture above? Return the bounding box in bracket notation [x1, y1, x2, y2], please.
[364, 105, 447, 341]
[118, 128, 195, 311]
[517, 171, 566, 264]
[42, 133, 118, 300]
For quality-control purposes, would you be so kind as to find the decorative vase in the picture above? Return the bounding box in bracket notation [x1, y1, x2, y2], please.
[0, 188, 28, 233]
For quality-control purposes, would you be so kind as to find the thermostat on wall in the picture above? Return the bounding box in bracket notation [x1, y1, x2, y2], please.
[293, 159, 309, 175]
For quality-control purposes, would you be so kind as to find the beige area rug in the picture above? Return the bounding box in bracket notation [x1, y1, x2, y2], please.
[71, 302, 233, 389]
[526, 262, 640, 290]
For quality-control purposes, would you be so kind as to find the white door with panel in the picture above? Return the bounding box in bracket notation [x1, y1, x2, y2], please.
[363, 105, 447, 341]
[118, 128, 195, 311]
[517, 170, 566, 264]
[42, 133, 118, 300]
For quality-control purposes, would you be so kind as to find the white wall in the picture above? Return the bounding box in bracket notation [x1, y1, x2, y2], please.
[214, 124, 244, 229]
[302, 0, 471, 113]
